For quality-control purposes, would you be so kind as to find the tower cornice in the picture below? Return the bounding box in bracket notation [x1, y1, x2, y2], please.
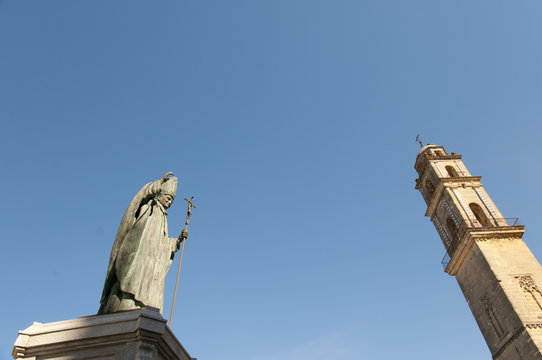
[444, 226, 525, 276]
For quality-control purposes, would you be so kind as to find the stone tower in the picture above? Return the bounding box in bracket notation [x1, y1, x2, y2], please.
[415, 144, 542, 359]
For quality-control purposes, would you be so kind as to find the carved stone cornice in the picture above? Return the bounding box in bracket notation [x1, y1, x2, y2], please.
[445, 226, 525, 276]
[470, 226, 525, 241]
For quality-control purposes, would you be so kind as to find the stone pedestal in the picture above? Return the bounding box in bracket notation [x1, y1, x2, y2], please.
[12, 307, 194, 360]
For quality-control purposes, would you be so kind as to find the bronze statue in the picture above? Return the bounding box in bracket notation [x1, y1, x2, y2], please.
[98, 172, 188, 315]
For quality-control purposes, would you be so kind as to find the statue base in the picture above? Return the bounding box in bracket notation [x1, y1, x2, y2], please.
[12, 307, 194, 360]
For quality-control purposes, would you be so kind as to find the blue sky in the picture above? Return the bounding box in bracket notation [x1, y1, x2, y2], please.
[2, 1, 542, 359]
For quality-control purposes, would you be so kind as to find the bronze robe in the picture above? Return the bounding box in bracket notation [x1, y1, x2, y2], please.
[99, 180, 179, 314]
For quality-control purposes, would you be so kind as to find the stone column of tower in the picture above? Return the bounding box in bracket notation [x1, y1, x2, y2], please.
[415, 144, 542, 360]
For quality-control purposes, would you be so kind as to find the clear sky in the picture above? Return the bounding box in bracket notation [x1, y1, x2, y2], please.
[2, 1, 542, 359]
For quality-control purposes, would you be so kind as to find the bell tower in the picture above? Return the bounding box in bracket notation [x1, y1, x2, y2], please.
[415, 144, 542, 359]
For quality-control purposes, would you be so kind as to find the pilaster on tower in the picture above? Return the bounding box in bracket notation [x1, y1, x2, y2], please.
[415, 144, 542, 360]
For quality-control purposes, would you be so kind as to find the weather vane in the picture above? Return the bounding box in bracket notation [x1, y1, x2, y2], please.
[415, 134, 423, 148]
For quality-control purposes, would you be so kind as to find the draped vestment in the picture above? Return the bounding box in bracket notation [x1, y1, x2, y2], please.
[99, 180, 179, 314]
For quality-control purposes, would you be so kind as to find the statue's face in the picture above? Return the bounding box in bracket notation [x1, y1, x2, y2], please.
[158, 194, 174, 209]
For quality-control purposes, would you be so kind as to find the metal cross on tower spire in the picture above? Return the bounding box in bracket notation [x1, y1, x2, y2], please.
[415, 134, 423, 148]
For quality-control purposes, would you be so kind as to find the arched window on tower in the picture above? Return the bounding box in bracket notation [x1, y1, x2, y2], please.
[446, 165, 459, 177]
[425, 179, 435, 198]
[469, 203, 492, 227]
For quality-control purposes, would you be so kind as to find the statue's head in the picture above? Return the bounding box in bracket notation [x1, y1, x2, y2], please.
[158, 176, 177, 209]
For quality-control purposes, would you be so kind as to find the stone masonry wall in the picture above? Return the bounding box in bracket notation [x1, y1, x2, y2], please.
[456, 238, 542, 359]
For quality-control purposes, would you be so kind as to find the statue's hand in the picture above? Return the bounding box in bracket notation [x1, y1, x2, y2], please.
[179, 229, 188, 242]
[161, 171, 174, 183]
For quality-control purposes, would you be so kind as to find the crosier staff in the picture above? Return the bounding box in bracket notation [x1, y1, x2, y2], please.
[169, 196, 196, 327]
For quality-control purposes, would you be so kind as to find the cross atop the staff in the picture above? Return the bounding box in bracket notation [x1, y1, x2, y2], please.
[184, 196, 196, 209]
[184, 196, 196, 219]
